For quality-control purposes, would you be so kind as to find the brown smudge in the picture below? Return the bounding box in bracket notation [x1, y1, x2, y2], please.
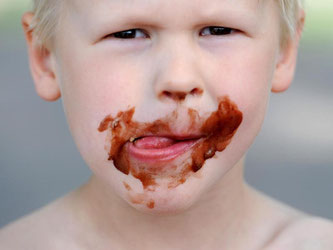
[146, 200, 155, 209]
[98, 96, 243, 196]
[131, 168, 157, 191]
[188, 108, 200, 131]
[123, 181, 132, 191]
[125, 183, 155, 208]
[190, 97, 242, 172]
[129, 193, 145, 205]
[167, 164, 192, 189]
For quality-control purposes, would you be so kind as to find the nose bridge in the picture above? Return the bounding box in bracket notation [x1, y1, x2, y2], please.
[154, 36, 204, 102]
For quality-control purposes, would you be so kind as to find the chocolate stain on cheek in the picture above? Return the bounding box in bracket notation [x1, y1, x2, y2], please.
[98, 96, 243, 208]
[191, 99, 243, 172]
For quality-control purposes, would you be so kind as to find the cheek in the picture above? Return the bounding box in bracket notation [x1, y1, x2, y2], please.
[207, 39, 278, 160]
[60, 55, 142, 113]
[239, 44, 277, 134]
[55, 46, 148, 168]
[210, 40, 276, 102]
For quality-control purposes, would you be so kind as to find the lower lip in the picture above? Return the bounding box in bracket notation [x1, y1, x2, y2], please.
[127, 136, 199, 163]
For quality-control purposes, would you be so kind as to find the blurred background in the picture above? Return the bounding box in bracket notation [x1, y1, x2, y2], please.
[1, 0, 332, 228]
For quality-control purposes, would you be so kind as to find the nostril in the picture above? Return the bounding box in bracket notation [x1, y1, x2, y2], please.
[159, 91, 187, 102]
[159, 88, 203, 102]
[162, 91, 172, 98]
[190, 88, 203, 96]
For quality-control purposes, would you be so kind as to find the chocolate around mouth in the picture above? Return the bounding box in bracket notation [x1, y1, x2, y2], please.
[98, 96, 243, 190]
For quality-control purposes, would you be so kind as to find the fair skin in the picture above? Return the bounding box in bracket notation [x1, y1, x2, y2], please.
[0, 0, 332, 249]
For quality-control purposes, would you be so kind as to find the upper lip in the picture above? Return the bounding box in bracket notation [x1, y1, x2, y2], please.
[130, 133, 204, 142]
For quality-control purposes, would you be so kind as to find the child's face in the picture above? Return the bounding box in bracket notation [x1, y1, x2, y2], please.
[50, 0, 284, 212]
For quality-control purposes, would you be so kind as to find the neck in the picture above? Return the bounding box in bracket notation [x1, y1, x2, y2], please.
[74, 158, 258, 249]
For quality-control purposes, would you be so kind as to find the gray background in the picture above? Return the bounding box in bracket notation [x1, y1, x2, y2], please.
[1, 6, 332, 228]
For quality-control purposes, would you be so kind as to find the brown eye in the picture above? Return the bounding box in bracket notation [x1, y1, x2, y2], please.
[107, 29, 148, 39]
[200, 26, 234, 36]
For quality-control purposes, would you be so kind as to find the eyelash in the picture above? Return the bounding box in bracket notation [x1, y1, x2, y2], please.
[105, 26, 236, 40]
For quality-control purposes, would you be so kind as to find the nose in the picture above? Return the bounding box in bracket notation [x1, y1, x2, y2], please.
[154, 42, 204, 103]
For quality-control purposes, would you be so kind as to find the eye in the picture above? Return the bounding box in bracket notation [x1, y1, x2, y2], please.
[200, 26, 235, 36]
[105, 29, 149, 39]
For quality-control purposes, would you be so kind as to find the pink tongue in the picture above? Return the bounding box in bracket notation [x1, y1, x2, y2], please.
[133, 137, 175, 149]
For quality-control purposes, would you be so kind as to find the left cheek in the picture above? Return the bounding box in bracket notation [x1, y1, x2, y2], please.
[211, 42, 277, 152]
[227, 41, 277, 116]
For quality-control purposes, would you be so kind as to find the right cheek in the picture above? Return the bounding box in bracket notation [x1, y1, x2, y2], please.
[57, 71, 132, 165]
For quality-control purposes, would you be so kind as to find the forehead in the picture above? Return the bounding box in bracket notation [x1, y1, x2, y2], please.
[69, 0, 265, 19]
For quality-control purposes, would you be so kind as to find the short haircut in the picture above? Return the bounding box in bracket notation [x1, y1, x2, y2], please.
[29, 0, 304, 48]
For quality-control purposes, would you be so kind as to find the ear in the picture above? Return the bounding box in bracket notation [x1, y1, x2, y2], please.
[271, 9, 305, 93]
[22, 12, 61, 101]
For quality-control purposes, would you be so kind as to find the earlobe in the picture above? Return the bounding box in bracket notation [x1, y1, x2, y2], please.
[271, 10, 305, 93]
[22, 12, 61, 101]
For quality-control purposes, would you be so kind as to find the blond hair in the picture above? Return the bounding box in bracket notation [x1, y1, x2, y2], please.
[29, 0, 63, 47]
[278, 0, 304, 47]
[30, 0, 304, 47]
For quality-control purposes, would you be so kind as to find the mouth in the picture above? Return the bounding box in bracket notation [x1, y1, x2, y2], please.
[127, 135, 203, 163]
[98, 96, 243, 190]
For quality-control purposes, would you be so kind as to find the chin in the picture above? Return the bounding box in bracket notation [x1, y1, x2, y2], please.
[118, 153, 235, 215]
[123, 173, 204, 215]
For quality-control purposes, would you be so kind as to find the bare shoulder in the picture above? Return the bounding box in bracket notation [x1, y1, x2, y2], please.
[266, 216, 333, 250]
[0, 193, 82, 250]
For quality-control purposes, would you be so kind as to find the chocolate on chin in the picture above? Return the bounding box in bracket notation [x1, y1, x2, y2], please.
[98, 96, 243, 192]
